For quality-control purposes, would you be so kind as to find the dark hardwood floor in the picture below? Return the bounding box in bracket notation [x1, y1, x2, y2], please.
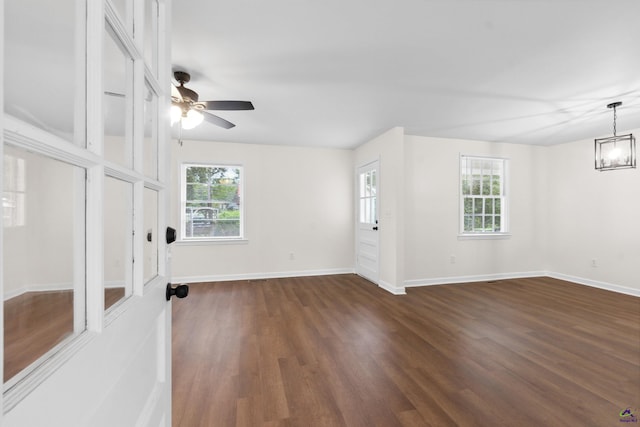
[172, 275, 640, 427]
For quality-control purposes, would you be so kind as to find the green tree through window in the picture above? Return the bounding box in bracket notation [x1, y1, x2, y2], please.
[460, 156, 507, 234]
[182, 164, 243, 239]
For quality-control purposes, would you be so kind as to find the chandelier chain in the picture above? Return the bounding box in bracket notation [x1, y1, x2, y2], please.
[613, 105, 617, 136]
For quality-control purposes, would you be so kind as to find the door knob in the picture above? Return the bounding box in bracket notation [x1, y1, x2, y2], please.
[166, 283, 189, 301]
[372, 226, 378, 230]
[166, 227, 177, 244]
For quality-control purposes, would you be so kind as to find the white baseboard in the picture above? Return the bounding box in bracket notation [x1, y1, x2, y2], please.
[546, 272, 640, 297]
[172, 267, 355, 284]
[403, 270, 639, 297]
[8, 270, 634, 302]
[378, 280, 406, 295]
[404, 271, 546, 288]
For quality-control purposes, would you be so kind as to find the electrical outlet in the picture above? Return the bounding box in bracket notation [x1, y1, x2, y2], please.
[289, 252, 295, 260]
[591, 259, 597, 268]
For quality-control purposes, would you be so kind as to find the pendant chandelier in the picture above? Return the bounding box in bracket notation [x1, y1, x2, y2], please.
[594, 102, 636, 171]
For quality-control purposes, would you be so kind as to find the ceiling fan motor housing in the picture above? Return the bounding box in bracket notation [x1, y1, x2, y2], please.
[174, 71, 199, 102]
[174, 71, 191, 84]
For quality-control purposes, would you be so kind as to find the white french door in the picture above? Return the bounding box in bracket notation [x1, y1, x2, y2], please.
[1, 0, 173, 425]
[356, 161, 380, 284]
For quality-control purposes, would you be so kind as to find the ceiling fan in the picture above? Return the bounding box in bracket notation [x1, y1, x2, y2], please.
[170, 71, 254, 130]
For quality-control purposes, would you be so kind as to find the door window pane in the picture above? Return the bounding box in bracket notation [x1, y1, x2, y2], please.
[104, 23, 133, 168]
[358, 169, 377, 225]
[104, 176, 132, 310]
[144, 0, 159, 75]
[3, 145, 86, 382]
[143, 83, 158, 179]
[144, 188, 159, 284]
[4, 0, 85, 146]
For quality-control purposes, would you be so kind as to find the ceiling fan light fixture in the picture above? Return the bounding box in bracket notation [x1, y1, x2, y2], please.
[180, 109, 204, 130]
[594, 102, 636, 171]
[170, 105, 182, 126]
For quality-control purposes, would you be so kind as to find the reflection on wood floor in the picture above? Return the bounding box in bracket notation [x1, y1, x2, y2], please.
[4, 288, 124, 382]
[172, 274, 640, 427]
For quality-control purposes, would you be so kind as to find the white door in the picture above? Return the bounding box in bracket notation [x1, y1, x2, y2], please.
[1, 1, 173, 425]
[356, 161, 380, 284]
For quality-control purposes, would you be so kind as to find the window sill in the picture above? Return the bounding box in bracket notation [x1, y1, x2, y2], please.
[457, 233, 511, 240]
[176, 238, 249, 246]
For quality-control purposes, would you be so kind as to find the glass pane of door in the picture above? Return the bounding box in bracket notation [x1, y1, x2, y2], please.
[104, 23, 133, 168]
[4, 0, 85, 146]
[104, 176, 132, 310]
[358, 169, 377, 225]
[143, 83, 158, 179]
[3, 145, 86, 383]
[143, 188, 158, 284]
[144, 0, 159, 75]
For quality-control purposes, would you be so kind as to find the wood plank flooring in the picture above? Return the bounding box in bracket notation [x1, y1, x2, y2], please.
[172, 275, 640, 427]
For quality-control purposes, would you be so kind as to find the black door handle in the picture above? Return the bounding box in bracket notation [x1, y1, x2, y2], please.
[166, 227, 177, 244]
[166, 283, 189, 301]
[372, 226, 378, 231]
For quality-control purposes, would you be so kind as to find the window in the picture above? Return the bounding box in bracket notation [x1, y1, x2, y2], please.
[2, 153, 26, 228]
[181, 164, 243, 240]
[460, 155, 508, 235]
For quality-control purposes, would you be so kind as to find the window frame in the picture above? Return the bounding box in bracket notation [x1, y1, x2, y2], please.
[458, 154, 510, 239]
[179, 163, 245, 242]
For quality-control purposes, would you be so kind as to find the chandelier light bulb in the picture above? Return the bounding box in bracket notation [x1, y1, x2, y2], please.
[180, 109, 204, 130]
[608, 147, 621, 161]
[170, 105, 182, 126]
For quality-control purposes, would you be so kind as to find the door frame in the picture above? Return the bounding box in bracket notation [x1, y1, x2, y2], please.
[355, 159, 380, 284]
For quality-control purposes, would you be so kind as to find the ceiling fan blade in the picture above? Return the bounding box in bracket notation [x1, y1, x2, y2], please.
[177, 85, 199, 102]
[202, 111, 235, 129]
[171, 84, 183, 102]
[201, 100, 254, 111]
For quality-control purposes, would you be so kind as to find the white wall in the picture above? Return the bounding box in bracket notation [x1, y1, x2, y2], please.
[170, 140, 354, 282]
[404, 135, 548, 284]
[168, 127, 638, 294]
[546, 130, 640, 291]
[357, 128, 638, 295]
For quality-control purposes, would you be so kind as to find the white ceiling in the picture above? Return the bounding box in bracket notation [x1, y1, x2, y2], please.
[171, 0, 640, 149]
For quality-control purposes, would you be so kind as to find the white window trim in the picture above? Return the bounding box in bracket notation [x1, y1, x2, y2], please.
[179, 162, 245, 242]
[458, 154, 510, 239]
